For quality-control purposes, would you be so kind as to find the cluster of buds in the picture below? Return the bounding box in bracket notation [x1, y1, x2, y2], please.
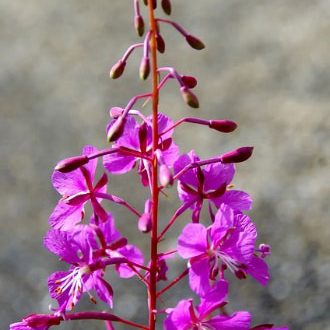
[11, 1, 288, 330]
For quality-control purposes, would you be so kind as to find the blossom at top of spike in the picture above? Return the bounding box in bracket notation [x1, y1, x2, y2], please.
[103, 113, 179, 186]
[174, 150, 252, 222]
[177, 204, 270, 296]
[164, 280, 251, 330]
[49, 145, 108, 230]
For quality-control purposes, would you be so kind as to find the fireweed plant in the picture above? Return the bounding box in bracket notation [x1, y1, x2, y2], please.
[10, 1, 288, 330]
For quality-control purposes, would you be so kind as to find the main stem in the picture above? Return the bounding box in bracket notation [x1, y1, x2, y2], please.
[147, 1, 159, 330]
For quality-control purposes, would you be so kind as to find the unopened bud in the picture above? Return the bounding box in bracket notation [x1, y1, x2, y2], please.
[24, 314, 61, 327]
[181, 75, 197, 89]
[107, 116, 126, 142]
[209, 120, 238, 133]
[259, 244, 271, 258]
[156, 33, 166, 53]
[134, 15, 145, 37]
[159, 164, 173, 187]
[55, 155, 89, 173]
[185, 34, 205, 50]
[138, 213, 152, 233]
[109, 107, 124, 119]
[110, 60, 126, 79]
[143, 0, 156, 8]
[221, 146, 254, 164]
[180, 86, 199, 108]
[161, 0, 172, 15]
[138, 199, 152, 233]
[139, 57, 150, 80]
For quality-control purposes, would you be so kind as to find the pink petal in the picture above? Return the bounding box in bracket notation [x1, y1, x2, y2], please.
[49, 202, 84, 230]
[208, 311, 251, 329]
[213, 190, 253, 211]
[177, 223, 208, 259]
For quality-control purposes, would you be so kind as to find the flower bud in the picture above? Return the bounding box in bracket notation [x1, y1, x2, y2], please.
[24, 314, 61, 327]
[109, 106, 124, 119]
[185, 34, 205, 50]
[156, 33, 166, 53]
[55, 155, 89, 173]
[138, 213, 152, 233]
[209, 119, 238, 133]
[134, 15, 145, 37]
[109, 60, 126, 79]
[159, 164, 173, 187]
[143, 0, 156, 8]
[161, 0, 172, 15]
[221, 146, 254, 163]
[139, 57, 150, 80]
[258, 243, 271, 258]
[180, 86, 199, 108]
[107, 116, 126, 142]
[181, 75, 197, 89]
[138, 199, 152, 233]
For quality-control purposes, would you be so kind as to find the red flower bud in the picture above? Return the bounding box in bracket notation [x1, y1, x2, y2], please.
[55, 155, 89, 173]
[161, 0, 172, 15]
[181, 75, 197, 89]
[180, 86, 199, 108]
[107, 116, 126, 142]
[134, 15, 145, 37]
[156, 33, 166, 53]
[139, 57, 150, 80]
[221, 146, 254, 163]
[208, 120, 237, 133]
[109, 60, 126, 79]
[24, 314, 61, 327]
[185, 34, 205, 50]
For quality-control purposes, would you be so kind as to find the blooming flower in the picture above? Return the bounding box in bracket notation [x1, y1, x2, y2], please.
[164, 280, 251, 330]
[173, 150, 252, 222]
[103, 113, 179, 186]
[177, 204, 269, 296]
[45, 214, 143, 312]
[49, 145, 108, 230]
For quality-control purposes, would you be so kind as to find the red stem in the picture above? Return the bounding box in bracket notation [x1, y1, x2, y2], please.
[156, 269, 189, 297]
[62, 311, 148, 329]
[147, 1, 159, 329]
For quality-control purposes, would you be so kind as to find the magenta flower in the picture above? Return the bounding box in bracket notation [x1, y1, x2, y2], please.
[173, 150, 252, 222]
[49, 145, 108, 230]
[45, 214, 143, 312]
[164, 280, 251, 330]
[103, 113, 179, 185]
[177, 204, 269, 296]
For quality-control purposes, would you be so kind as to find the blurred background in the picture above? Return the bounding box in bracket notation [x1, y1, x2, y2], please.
[1, 1, 329, 329]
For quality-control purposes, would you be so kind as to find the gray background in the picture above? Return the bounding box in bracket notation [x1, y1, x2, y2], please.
[1, 1, 329, 329]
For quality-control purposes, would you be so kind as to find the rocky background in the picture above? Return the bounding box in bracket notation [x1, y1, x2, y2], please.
[1, 1, 329, 329]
